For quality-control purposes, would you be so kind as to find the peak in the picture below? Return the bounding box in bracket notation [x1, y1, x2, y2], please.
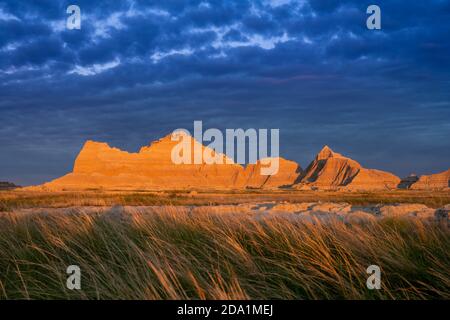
[84, 139, 103, 145]
[82, 140, 111, 149]
[157, 133, 178, 142]
[315, 145, 350, 161]
[321, 145, 333, 152]
[139, 132, 187, 153]
[152, 131, 194, 144]
[316, 145, 335, 160]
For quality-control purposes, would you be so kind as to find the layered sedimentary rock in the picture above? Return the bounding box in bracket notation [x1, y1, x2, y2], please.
[345, 168, 401, 191]
[244, 158, 302, 189]
[28, 137, 423, 192]
[296, 146, 360, 189]
[410, 169, 450, 190]
[294, 146, 400, 191]
[30, 135, 301, 191]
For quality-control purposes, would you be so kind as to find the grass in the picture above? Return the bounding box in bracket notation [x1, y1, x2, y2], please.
[0, 208, 448, 300]
[0, 191, 209, 212]
[1, 189, 449, 212]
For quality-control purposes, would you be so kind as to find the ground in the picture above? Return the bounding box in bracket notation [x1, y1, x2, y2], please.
[0, 189, 449, 300]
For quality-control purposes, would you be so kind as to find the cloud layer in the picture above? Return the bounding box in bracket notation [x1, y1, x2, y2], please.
[1, 0, 449, 185]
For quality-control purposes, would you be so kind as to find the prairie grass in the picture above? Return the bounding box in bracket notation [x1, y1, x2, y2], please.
[0, 207, 448, 300]
[1, 189, 449, 212]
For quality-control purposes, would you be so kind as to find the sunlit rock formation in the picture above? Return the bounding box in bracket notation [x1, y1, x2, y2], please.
[29, 134, 301, 191]
[294, 146, 400, 191]
[410, 169, 450, 190]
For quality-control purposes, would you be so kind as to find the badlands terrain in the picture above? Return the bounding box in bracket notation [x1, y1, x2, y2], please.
[24, 134, 449, 192]
[1, 134, 449, 300]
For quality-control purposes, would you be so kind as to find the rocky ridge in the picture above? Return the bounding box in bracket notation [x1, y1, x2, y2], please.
[26, 135, 448, 191]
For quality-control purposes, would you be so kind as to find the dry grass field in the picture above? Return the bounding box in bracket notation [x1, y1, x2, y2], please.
[0, 190, 449, 300]
[1, 189, 450, 211]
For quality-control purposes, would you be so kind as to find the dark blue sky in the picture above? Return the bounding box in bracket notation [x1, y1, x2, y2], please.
[1, 0, 449, 185]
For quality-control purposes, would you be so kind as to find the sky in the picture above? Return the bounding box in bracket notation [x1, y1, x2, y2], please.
[0, 0, 449, 186]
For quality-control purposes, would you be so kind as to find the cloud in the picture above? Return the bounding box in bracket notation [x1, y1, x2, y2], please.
[151, 49, 194, 63]
[0, 7, 20, 21]
[0, 0, 449, 185]
[69, 58, 121, 76]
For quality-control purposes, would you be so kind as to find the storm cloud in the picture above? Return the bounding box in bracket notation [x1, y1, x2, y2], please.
[0, 0, 449, 185]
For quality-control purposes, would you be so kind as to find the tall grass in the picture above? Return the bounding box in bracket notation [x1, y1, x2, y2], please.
[0, 208, 448, 299]
[1, 190, 449, 212]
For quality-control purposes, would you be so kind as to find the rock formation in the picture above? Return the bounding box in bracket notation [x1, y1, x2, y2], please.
[294, 146, 400, 191]
[398, 174, 419, 189]
[29, 134, 301, 191]
[0, 181, 19, 190]
[244, 158, 302, 189]
[28, 137, 439, 192]
[410, 169, 450, 190]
